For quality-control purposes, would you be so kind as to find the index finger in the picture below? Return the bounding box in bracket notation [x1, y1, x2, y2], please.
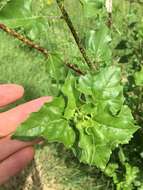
[0, 84, 24, 107]
[0, 96, 52, 137]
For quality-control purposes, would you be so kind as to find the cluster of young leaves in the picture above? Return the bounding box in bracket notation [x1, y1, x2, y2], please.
[13, 66, 139, 170]
[105, 148, 143, 190]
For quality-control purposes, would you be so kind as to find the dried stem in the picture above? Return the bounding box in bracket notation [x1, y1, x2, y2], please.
[0, 23, 49, 57]
[105, 0, 112, 28]
[66, 63, 85, 75]
[56, 0, 93, 69]
[0, 23, 84, 75]
[107, 13, 112, 28]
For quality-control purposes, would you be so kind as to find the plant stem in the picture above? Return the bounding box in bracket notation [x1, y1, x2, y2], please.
[107, 13, 112, 28]
[0, 23, 49, 57]
[66, 63, 85, 75]
[0, 23, 83, 75]
[105, 0, 112, 28]
[56, 0, 93, 69]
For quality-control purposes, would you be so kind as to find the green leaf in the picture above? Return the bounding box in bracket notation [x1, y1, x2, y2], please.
[43, 119, 75, 148]
[92, 26, 111, 53]
[134, 67, 143, 86]
[78, 74, 93, 95]
[75, 66, 139, 169]
[75, 106, 138, 170]
[47, 54, 67, 81]
[62, 73, 77, 119]
[0, 0, 48, 31]
[116, 163, 139, 190]
[0, 0, 34, 28]
[13, 97, 75, 148]
[105, 163, 119, 178]
[81, 0, 105, 17]
[118, 147, 126, 164]
[84, 25, 112, 64]
[78, 66, 124, 115]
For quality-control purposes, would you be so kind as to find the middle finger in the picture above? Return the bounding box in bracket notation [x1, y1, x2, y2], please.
[0, 136, 36, 162]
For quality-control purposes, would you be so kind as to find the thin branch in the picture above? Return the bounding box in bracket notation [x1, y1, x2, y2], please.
[66, 63, 85, 75]
[56, 0, 93, 69]
[0, 23, 49, 57]
[105, 0, 112, 28]
[107, 13, 112, 28]
[0, 23, 84, 75]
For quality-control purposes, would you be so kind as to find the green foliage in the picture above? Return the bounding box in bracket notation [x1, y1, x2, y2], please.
[85, 24, 112, 65]
[106, 162, 140, 190]
[105, 148, 142, 190]
[1, 0, 143, 189]
[80, 0, 105, 17]
[0, 0, 34, 28]
[13, 97, 76, 148]
[0, 32, 111, 190]
[13, 66, 138, 170]
[0, 0, 49, 27]
[135, 67, 143, 86]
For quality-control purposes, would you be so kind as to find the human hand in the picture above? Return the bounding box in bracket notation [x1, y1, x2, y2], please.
[0, 84, 51, 185]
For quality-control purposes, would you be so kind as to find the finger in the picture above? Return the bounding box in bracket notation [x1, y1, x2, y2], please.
[0, 96, 52, 137]
[0, 147, 34, 185]
[0, 136, 38, 162]
[0, 84, 24, 107]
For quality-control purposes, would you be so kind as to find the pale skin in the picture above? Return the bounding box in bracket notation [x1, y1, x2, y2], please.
[0, 84, 51, 185]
